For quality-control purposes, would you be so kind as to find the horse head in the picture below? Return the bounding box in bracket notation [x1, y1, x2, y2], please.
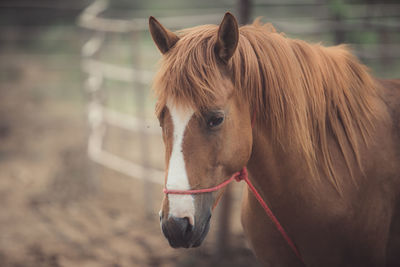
[149, 13, 253, 248]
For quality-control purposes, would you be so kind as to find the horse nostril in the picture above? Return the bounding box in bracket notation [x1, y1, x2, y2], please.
[182, 217, 193, 235]
[170, 216, 193, 237]
[161, 216, 195, 248]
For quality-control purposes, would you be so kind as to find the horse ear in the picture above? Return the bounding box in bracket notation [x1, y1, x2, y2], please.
[216, 12, 239, 63]
[149, 16, 179, 54]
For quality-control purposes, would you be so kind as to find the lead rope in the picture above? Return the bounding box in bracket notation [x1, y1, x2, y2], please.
[163, 112, 304, 263]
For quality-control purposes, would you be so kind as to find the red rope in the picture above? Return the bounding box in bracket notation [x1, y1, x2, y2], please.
[163, 167, 303, 262]
[238, 168, 304, 262]
[163, 175, 237, 194]
[162, 111, 304, 263]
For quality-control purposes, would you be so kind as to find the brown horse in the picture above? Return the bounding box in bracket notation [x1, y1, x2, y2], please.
[149, 12, 400, 267]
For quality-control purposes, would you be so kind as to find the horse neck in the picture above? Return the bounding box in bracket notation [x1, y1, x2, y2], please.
[247, 127, 304, 198]
[246, 125, 339, 211]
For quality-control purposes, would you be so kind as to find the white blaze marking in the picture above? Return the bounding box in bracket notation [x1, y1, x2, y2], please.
[166, 100, 195, 226]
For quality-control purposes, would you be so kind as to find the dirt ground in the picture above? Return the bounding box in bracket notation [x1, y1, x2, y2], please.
[0, 48, 260, 266]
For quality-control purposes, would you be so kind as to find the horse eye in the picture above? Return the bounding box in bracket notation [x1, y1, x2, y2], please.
[207, 115, 224, 128]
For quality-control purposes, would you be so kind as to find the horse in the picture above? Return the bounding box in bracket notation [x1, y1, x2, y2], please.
[148, 12, 400, 267]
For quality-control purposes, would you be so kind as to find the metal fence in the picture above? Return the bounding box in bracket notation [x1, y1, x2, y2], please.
[78, 0, 227, 218]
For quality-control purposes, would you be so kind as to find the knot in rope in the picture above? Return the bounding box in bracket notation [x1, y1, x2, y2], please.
[233, 167, 248, 182]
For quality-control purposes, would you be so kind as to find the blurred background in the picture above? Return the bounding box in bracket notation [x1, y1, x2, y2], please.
[0, 0, 399, 266]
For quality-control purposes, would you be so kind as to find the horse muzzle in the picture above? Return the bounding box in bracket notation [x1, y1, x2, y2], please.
[160, 212, 211, 248]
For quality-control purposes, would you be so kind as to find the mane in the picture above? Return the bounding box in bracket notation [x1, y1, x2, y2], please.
[153, 19, 382, 192]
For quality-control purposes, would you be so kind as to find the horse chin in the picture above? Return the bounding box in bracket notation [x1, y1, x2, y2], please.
[161, 212, 212, 249]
